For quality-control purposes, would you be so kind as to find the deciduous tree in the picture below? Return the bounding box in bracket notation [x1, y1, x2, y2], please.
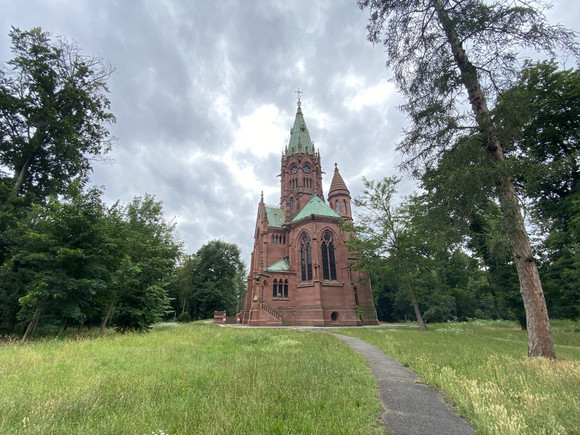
[358, 0, 578, 358]
[346, 177, 427, 329]
[495, 61, 580, 319]
[189, 240, 244, 320]
[109, 195, 181, 332]
[8, 184, 112, 340]
[0, 27, 115, 202]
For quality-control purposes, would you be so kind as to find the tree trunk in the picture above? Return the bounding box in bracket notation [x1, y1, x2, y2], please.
[11, 130, 42, 199]
[484, 266, 503, 320]
[497, 180, 555, 357]
[400, 259, 427, 330]
[12, 153, 33, 198]
[100, 290, 117, 336]
[435, 0, 555, 358]
[22, 299, 45, 342]
[181, 294, 187, 315]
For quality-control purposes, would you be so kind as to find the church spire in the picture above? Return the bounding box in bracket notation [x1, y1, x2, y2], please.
[287, 92, 314, 155]
[328, 163, 352, 219]
[328, 163, 350, 197]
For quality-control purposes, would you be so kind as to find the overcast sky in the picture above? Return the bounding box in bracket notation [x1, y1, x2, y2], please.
[2, 0, 579, 264]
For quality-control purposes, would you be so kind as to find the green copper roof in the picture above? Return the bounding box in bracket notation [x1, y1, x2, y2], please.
[288, 106, 314, 155]
[292, 194, 340, 222]
[265, 257, 290, 272]
[266, 207, 285, 228]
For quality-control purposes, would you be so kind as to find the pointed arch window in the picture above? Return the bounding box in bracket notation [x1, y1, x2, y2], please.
[335, 200, 340, 213]
[321, 231, 337, 280]
[290, 197, 294, 211]
[343, 200, 347, 215]
[300, 234, 313, 282]
[273, 278, 289, 298]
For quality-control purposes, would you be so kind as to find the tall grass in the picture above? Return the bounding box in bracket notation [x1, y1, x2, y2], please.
[337, 320, 580, 435]
[0, 323, 384, 434]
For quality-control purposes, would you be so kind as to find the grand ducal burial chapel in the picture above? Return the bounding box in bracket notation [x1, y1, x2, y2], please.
[227, 97, 378, 326]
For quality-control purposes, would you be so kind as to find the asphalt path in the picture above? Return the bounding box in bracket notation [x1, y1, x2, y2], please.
[221, 323, 475, 434]
[333, 333, 475, 435]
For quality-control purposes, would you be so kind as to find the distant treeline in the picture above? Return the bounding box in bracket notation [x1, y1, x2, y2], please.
[0, 28, 244, 339]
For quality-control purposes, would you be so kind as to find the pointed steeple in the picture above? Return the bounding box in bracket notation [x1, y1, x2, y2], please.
[328, 163, 352, 219]
[287, 100, 314, 155]
[328, 163, 350, 197]
[257, 191, 267, 222]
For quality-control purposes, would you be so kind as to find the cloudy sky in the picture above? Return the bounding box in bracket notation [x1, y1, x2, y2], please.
[1, 0, 579, 264]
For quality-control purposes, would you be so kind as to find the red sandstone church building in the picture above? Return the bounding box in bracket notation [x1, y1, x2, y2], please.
[237, 99, 378, 326]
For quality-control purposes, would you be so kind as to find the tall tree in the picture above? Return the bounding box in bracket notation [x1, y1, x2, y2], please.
[189, 240, 243, 320]
[109, 195, 181, 332]
[346, 177, 427, 330]
[174, 254, 197, 316]
[7, 184, 113, 340]
[358, 0, 578, 358]
[235, 261, 248, 313]
[495, 62, 580, 319]
[0, 27, 115, 202]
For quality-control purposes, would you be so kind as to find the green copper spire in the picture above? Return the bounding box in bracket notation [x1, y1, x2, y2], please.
[287, 99, 314, 155]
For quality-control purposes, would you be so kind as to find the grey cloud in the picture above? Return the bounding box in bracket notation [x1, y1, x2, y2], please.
[2, 0, 577, 262]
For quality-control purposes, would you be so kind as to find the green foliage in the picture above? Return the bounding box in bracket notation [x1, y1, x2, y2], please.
[0, 27, 115, 201]
[0, 27, 118, 337]
[346, 177, 433, 328]
[168, 241, 246, 321]
[0, 29, 185, 338]
[176, 311, 191, 323]
[190, 240, 245, 319]
[347, 177, 504, 325]
[358, 0, 578, 165]
[6, 184, 113, 338]
[360, 0, 578, 358]
[0, 189, 181, 337]
[494, 62, 580, 319]
[109, 195, 181, 333]
[173, 253, 196, 315]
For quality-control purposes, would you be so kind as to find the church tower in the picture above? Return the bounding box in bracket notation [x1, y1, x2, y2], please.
[237, 97, 378, 327]
[280, 98, 323, 222]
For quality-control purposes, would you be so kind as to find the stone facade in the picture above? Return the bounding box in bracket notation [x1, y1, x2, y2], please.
[238, 101, 378, 326]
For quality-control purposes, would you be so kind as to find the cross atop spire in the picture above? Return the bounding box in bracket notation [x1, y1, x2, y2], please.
[295, 88, 303, 108]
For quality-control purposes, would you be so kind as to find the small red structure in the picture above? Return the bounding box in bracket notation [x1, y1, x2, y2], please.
[213, 311, 238, 324]
[237, 99, 378, 326]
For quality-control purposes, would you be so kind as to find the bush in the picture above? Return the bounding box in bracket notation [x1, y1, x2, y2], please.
[176, 312, 191, 323]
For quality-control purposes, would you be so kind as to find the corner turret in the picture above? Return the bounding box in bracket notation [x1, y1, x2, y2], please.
[327, 163, 352, 219]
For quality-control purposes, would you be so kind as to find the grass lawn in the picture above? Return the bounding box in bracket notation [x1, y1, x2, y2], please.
[337, 319, 580, 435]
[0, 322, 383, 434]
[2, 320, 578, 434]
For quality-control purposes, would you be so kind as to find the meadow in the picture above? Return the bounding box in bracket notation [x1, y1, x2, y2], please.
[1, 320, 578, 434]
[0, 322, 383, 434]
[338, 320, 580, 435]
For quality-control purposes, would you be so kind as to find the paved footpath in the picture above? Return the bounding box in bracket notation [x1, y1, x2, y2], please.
[333, 333, 475, 435]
